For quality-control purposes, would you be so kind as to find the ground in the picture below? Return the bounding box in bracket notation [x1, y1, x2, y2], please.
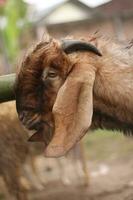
[1, 130, 133, 200]
[29, 131, 133, 200]
[28, 158, 133, 200]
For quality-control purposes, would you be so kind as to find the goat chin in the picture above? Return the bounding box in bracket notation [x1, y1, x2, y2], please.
[15, 35, 133, 157]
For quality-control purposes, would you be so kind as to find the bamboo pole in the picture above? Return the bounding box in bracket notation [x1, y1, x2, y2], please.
[0, 74, 16, 103]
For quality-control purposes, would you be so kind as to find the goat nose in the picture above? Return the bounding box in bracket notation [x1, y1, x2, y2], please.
[19, 111, 28, 123]
[19, 113, 24, 121]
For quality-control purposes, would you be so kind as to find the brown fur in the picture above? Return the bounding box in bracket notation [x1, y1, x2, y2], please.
[0, 102, 29, 199]
[92, 38, 133, 134]
[15, 35, 133, 157]
[0, 102, 45, 199]
[15, 38, 71, 146]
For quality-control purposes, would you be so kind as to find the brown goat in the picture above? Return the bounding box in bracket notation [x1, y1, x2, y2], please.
[0, 102, 29, 199]
[0, 102, 45, 199]
[15, 35, 133, 158]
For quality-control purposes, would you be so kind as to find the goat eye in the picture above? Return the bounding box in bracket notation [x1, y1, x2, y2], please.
[47, 71, 58, 78]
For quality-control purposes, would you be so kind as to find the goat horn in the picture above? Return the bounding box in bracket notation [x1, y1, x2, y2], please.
[61, 39, 102, 56]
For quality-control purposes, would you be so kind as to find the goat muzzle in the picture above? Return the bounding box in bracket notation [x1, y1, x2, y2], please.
[28, 121, 54, 147]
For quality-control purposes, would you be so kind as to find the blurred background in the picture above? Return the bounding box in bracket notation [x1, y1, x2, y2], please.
[0, 0, 133, 200]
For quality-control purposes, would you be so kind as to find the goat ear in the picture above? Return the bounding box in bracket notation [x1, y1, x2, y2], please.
[44, 64, 95, 157]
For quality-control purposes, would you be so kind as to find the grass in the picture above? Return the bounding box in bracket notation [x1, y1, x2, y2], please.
[83, 129, 133, 162]
[0, 194, 5, 200]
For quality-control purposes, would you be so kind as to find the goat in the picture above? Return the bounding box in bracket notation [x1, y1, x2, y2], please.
[0, 103, 90, 199]
[0, 102, 29, 199]
[15, 35, 133, 158]
[0, 102, 45, 200]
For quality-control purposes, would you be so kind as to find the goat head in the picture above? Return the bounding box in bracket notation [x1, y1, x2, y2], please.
[15, 37, 101, 157]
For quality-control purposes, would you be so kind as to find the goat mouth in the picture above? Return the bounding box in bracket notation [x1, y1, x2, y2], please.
[28, 121, 54, 147]
[24, 116, 42, 130]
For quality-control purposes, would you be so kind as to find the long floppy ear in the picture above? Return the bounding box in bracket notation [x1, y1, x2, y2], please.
[44, 63, 95, 157]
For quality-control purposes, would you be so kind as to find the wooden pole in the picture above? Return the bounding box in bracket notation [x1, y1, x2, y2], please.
[0, 73, 16, 103]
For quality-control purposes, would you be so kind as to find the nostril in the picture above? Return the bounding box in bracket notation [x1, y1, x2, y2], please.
[19, 111, 28, 123]
[19, 113, 24, 121]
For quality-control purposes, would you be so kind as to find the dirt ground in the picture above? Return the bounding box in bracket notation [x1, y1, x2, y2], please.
[28, 156, 133, 200]
[29, 131, 133, 200]
[1, 131, 133, 200]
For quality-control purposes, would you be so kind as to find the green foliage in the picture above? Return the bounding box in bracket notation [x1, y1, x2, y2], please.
[83, 130, 133, 161]
[0, 0, 27, 64]
[0, 193, 4, 200]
